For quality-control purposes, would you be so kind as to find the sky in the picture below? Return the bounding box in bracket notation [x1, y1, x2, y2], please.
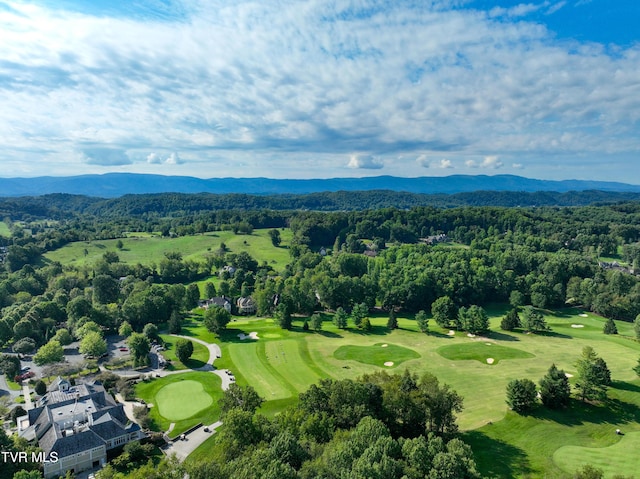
[1, 0, 639, 182]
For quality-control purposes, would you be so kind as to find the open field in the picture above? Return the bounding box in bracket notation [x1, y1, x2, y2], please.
[135, 372, 223, 436]
[0, 221, 10, 237]
[42, 228, 293, 271]
[182, 307, 640, 477]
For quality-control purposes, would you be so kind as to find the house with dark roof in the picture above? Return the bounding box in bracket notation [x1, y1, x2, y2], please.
[200, 296, 232, 313]
[18, 378, 144, 478]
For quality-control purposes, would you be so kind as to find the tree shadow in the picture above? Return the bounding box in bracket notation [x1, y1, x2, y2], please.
[611, 380, 640, 393]
[427, 330, 454, 339]
[530, 329, 572, 339]
[316, 330, 343, 339]
[351, 325, 390, 336]
[463, 430, 533, 478]
[529, 397, 640, 427]
[486, 330, 520, 342]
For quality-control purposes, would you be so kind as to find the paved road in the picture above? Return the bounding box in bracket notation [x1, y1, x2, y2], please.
[162, 421, 223, 461]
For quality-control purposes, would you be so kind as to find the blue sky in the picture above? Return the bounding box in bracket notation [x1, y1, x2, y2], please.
[1, 0, 639, 182]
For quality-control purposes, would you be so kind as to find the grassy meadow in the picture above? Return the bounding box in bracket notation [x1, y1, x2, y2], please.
[0, 221, 10, 237]
[43, 228, 293, 271]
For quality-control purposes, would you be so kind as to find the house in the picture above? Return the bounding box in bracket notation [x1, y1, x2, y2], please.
[200, 296, 232, 313]
[236, 297, 257, 315]
[18, 378, 145, 478]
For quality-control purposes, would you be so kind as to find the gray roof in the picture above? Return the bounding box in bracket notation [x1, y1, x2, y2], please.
[24, 380, 141, 458]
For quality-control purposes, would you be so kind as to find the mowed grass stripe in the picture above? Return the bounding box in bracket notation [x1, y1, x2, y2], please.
[264, 340, 323, 393]
[227, 341, 291, 400]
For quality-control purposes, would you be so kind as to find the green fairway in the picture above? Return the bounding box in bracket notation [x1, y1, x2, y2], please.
[155, 380, 213, 421]
[135, 372, 223, 436]
[553, 431, 640, 478]
[0, 221, 10, 237]
[333, 342, 421, 368]
[43, 228, 293, 271]
[437, 342, 535, 365]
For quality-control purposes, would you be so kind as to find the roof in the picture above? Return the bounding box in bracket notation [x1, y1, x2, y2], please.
[22, 380, 141, 459]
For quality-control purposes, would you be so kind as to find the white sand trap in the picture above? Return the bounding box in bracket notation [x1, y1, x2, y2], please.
[579, 313, 588, 317]
[565, 373, 574, 378]
[381, 344, 388, 348]
[571, 324, 584, 328]
[448, 330, 455, 336]
[486, 358, 494, 364]
[467, 333, 475, 338]
[384, 361, 394, 367]
[237, 332, 259, 340]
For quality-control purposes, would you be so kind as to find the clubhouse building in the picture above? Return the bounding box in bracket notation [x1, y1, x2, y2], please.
[18, 378, 144, 478]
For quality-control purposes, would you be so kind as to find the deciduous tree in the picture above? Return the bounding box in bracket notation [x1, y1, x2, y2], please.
[415, 310, 429, 333]
[79, 331, 107, 358]
[127, 333, 150, 368]
[175, 338, 194, 364]
[204, 306, 232, 334]
[33, 340, 64, 366]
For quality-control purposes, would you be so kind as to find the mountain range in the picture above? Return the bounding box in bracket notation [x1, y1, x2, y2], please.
[1, 173, 640, 198]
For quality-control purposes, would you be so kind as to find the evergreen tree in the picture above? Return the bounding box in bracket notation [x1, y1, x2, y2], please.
[575, 346, 611, 402]
[522, 306, 549, 333]
[415, 310, 429, 333]
[274, 303, 293, 330]
[505, 378, 537, 413]
[634, 314, 640, 340]
[175, 338, 194, 364]
[500, 308, 521, 331]
[634, 356, 640, 377]
[539, 364, 571, 409]
[168, 311, 182, 334]
[333, 307, 348, 329]
[352, 303, 368, 329]
[387, 310, 398, 330]
[603, 318, 618, 335]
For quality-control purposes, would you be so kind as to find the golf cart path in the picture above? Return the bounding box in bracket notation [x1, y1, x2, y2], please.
[169, 334, 233, 390]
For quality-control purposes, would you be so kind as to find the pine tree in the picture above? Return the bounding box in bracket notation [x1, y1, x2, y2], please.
[500, 308, 521, 331]
[602, 318, 618, 335]
[539, 364, 571, 409]
[333, 307, 348, 329]
[387, 310, 398, 330]
[415, 310, 429, 333]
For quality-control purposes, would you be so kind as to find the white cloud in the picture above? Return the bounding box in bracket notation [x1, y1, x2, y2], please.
[348, 154, 384, 170]
[0, 0, 639, 181]
[481, 156, 504, 169]
[82, 148, 131, 166]
[512, 163, 524, 169]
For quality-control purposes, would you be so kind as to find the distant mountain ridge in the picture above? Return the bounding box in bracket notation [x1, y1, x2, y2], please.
[1, 173, 640, 198]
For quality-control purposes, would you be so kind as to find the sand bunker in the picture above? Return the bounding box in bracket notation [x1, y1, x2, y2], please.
[448, 330, 455, 336]
[579, 313, 588, 317]
[485, 343, 491, 346]
[467, 333, 475, 338]
[384, 361, 394, 367]
[565, 373, 574, 378]
[486, 358, 494, 364]
[571, 324, 584, 328]
[237, 332, 259, 340]
[381, 344, 388, 348]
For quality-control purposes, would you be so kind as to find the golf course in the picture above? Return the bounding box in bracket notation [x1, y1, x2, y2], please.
[177, 307, 640, 477]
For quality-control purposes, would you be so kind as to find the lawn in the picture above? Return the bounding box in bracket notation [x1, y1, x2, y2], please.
[158, 334, 210, 370]
[42, 228, 293, 272]
[135, 372, 223, 436]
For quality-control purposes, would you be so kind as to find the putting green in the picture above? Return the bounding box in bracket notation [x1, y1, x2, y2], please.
[553, 431, 640, 478]
[333, 343, 420, 367]
[437, 342, 534, 365]
[155, 380, 213, 421]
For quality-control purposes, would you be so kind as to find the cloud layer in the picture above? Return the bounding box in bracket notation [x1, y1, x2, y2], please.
[0, 0, 639, 181]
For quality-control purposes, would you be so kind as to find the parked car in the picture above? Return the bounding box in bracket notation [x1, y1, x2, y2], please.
[119, 347, 128, 352]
